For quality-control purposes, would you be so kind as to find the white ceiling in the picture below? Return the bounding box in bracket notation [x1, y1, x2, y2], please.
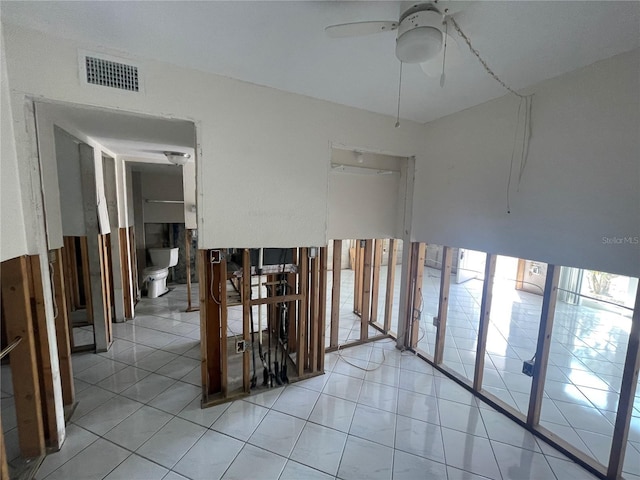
[38, 102, 195, 166]
[4, 1, 639, 123]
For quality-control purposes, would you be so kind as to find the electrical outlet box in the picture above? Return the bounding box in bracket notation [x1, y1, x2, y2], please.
[210, 249, 222, 264]
[235, 340, 246, 354]
[432, 316, 439, 327]
[522, 359, 535, 377]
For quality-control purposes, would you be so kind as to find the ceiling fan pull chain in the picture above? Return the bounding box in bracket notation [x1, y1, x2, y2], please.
[395, 61, 403, 128]
[440, 18, 448, 88]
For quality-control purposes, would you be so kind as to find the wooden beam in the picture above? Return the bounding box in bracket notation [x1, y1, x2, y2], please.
[128, 228, 139, 302]
[383, 239, 398, 333]
[318, 246, 328, 372]
[515, 259, 526, 291]
[249, 294, 304, 306]
[242, 249, 251, 394]
[185, 229, 199, 312]
[79, 237, 93, 322]
[288, 249, 298, 352]
[360, 240, 373, 341]
[297, 248, 309, 377]
[198, 250, 209, 396]
[330, 240, 342, 348]
[309, 254, 320, 372]
[527, 264, 560, 426]
[473, 254, 497, 391]
[410, 243, 426, 348]
[607, 283, 640, 479]
[0, 410, 8, 480]
[98, 234, 113, 344]
[26, 255, 59, 448]
[370, 239, 383, 324]
[119, 228, 133, 319]
[433, 246, 453, 365]
[353, 240, 361, 314]
[1, 256, 45, 457]
[50, 250, 75, 406]
[219, 257, 228, 397]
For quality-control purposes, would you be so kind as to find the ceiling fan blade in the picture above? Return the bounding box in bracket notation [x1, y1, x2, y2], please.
[325, 21, 398, 38]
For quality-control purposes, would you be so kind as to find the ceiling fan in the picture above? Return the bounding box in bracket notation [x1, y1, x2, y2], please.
[325, 2, 461, 83]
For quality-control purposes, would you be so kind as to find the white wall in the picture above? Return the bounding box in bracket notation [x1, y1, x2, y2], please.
[2, 23, 424, 250]
[413, 49, 640, 278]
[53, 126, 86, 236]
[328, 172, 401, 240]
[0, 43, 28, 261]
[141, 172, 185, 224]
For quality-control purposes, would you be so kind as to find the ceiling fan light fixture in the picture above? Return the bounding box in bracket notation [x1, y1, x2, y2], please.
[396, 26, 442, 63]
[164, 151, 191, 166]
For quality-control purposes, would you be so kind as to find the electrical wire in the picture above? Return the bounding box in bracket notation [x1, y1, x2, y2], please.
[448, 16, 534, 213]
[336, 343, 387, 372]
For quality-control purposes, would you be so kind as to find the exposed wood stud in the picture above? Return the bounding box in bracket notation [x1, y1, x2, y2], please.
[27, 255, 59, 448]
[198, 250, 210, 395]
[219, 258, 229, 397]
[297, 248, 309, 377]
[50, 249, 75, 406]
[410, 243, 426, 348]
[527, 264, 560, 426]
[1, 256, 45, 457]
[353, 240, 361, 314]
[185, 229, 199, 312]
[309, 255, 319, 372]
[370, 239, 383, 324]
[433, 246, 453, 365]
[318, 246, 328, 372]
[242, 249, 251, 393]
[79, 237, 93, 323]
[360, 239, 373, 341]
[473, 254, 497, 391]
[330, 240, 342, 348]
[119, 228, 133, 319]
[383, 239, 398, 333]
[0, 410, 8, 480]
[607, 283, 640, 479]
[288, 249, 298, 352]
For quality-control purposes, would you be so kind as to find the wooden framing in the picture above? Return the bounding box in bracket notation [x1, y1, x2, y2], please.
[360, 239, 373, 341]
[383, 239, 398, 333]
[515, 258, 526, 291]
[185, 229, 199, 312]
[353, 240, 362, 315]
[409, 243, 426, 348]
[98, 234, 114, 345]
[309, 253, 320, 372]
[241, 249, 251, 393]
[473, 254, 497, 391]
[370, 239, 383, 324]
[50, 249, 75, 406]
[0, 411, 8, 480]
[119, 228, 134, 319]
[26, 255, 59, 449]
[128, 228, 139, 302]
[330, 240, 342, 348]
[433, 246, 453, 365]
[607, 283, 640, 479]
[297, 248, 309, 377]
[527, 264, 560, 426]
[62, 237, 79, 312]
[79, 237, 93, 322]
[317, 246, 328, 372]
[0, 256, 45, 458]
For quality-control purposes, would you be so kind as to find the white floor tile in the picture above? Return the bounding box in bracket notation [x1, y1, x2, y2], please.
[349, 404, 396, 447]
[394, 414, 446, 463]
[211, 399, 269, 441]
[358, 380, 398, 413]
[279, 460, 334, 480]
[43, 439, 129, 480]
[149, 381, 201, 414]
[308, 393, 357, 433]
[337, 435, 393, 480]
[322, 372, 363, 402]
[392, 449, 447, 480]
[173, 430, 243, 480]
[222, 443, 286, 480]
[248, 410, 306, 457]
[36, 424, 99, 478]
[397, 389, 439, 424]
[120, 373, 176, 403]
[290, 422, 347, 476]
[74, 395, 143, 435]
[177, 397, 230, 428]
[136, 417, 206, 469]
[441, 427, 502, 479]
[104, 405, 173, 451]
[491, 441, 555, 480]
[103, 454, 169, 480]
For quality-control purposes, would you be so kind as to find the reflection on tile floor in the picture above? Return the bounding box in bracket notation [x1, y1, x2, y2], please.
[0, 284, 608, 479]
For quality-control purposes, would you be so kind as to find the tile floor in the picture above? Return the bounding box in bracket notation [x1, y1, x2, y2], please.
[0, 284, 609, 479]
[321, 253, 639, 478]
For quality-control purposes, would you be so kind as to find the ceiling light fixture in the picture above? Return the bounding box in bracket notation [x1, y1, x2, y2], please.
[164, 151, 191, 166]
[395, 10, 443, 64]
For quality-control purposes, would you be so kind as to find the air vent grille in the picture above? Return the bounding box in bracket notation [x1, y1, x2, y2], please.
[85, 56, 139, 91]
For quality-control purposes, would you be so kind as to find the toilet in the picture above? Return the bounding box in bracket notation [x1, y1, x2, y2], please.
[144, 248, 179, 298]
